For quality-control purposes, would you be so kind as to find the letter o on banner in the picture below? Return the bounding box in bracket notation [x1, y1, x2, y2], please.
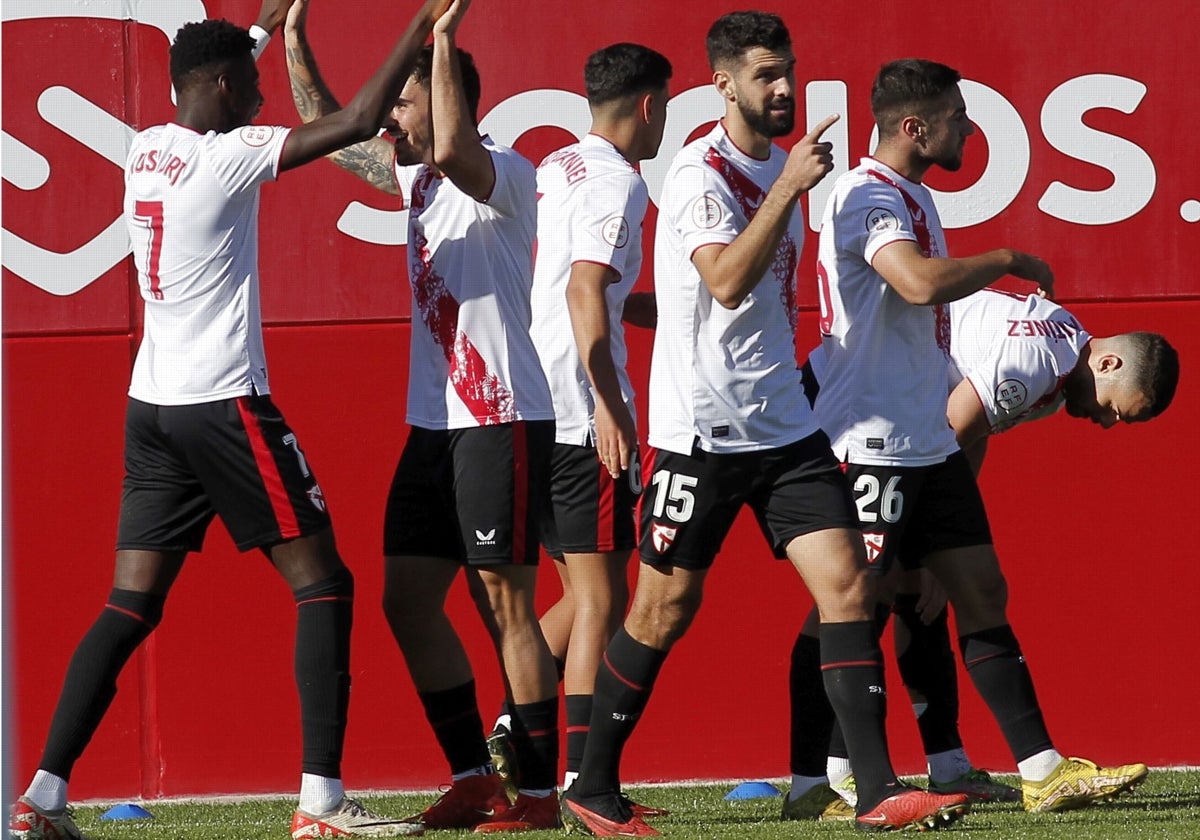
[479, 89, 591, 150]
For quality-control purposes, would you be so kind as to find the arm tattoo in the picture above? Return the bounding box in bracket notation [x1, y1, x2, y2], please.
[329, 139, 400, 195]
[285, 39, 342, 123]
[285, 27, 399, 195]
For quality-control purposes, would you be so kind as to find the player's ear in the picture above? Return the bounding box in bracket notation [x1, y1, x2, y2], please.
[1096, 352, 1123, 374]
[638, 91, 654, 125]
[901, 115, 926, 144]
[713, 68, 735, 101]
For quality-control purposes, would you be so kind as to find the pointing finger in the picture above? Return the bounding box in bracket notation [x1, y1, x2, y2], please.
[802, 113, 840, 143]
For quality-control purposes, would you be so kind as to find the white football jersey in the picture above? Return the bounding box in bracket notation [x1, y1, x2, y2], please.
[125, 123, 290, 405]
[649, 123, 819, 455]
[815, 158, 958, 467]
[398, 138, 554, 430]
[948, 288, 1090, 432]
[529, 134, 647, 445]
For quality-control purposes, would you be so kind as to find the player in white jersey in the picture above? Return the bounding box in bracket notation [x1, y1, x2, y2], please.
[796, 300, 1177, 807]
[945, 290, 1178, 467]
[803, 57, 1148, 816]
[9, 2, 454, 838]
[561, 14, 970, 837]
[484, 44, 671, 805]
[284, 0, 559, 832]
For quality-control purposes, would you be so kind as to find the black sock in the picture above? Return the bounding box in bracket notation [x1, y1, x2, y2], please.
[418, 681, 491, 775]
[960, 625, 1053, 762]
[789, 625, 835, 776]
[570, 629, 666, 806]
[893, 596, 962, 756]
[293, 567, 354, 778]
[820, 621, 897, 812]
[510, 698, 558, 791]
[827, 604, 890, 766]
[564, 694, 592, 776]
[40, 589, 165, 778]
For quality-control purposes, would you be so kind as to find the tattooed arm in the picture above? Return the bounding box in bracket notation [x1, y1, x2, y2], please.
[281, 0, 403, 193]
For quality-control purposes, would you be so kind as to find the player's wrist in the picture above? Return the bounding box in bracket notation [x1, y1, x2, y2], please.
[249, 25, 271, 60]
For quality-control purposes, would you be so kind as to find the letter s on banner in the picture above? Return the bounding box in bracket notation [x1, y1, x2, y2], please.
[1038, 74, 1155, 225]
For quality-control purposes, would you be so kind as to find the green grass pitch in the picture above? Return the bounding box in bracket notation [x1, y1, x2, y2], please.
[63, 770, 1200, 838]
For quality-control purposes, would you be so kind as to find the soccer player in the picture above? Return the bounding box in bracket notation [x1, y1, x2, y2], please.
[284, 0, 561, 831]
[793, 293, 1178, 809]
[487, 43, 671, 802]
[807, 56, 1150, 816]
[559, 14, 972, 837]
[7, 1, 452, 838]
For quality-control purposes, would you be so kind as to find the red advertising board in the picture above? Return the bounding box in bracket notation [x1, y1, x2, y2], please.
[4, 0, 1197, 800]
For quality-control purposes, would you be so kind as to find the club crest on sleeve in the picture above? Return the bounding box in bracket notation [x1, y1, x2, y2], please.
[239, 125, 275, 147]
[691, 195, 723, 229]
[602, 215, 630, 248]
[866, 207, 899, 232]
[995, 379, 1029, 411]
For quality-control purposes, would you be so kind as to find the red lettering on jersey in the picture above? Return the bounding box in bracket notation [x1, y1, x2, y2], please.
[543, 147, 587, 186]
[162, 157, 186, 186]
[703, 148, 798, 329]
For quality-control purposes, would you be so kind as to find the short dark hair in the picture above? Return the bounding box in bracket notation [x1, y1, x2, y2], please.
[170, 19, 255, 89]
[871, 59, 962, 136]
[1124, 332, 1179, 419]
[584, 43, 672, 107]
[410, 44, 482, 124]
[705, 11, 791, 70]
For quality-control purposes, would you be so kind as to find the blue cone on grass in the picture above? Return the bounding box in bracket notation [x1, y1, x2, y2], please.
[725, 781, 782, 800]
[101, 803, 154, 820]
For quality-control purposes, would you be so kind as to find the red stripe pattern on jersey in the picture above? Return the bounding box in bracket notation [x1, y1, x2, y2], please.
[704, 149, 798, 329]
[409, 224, 517, 425]
[866, 168, 951, 356]
[236, 397, 301, 540]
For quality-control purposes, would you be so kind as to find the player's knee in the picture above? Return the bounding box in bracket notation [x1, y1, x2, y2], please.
[626, 591, 699, 648]
[293, 565, 353, 604]
[107, 588, 167, 631]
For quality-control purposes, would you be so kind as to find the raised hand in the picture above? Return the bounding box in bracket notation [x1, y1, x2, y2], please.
[432, 0, 471, 37]
[781, 113, 839, 195]
[283, 0, 308, 33]
[256, 0, 298, 33]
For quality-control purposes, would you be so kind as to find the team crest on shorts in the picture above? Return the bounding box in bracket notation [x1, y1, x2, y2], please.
[651, 522, 678, 554]
[307, 484, 327, 512]
[862, 532, 886, 564]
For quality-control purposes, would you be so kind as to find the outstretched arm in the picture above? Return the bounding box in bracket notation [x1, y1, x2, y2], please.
[430, 0, 494, 200]
[277, 0, 450, 175]
[282, 0, 400, 192]
[871, 242, 1054, 305]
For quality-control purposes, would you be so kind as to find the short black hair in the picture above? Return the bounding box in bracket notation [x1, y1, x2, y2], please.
[584, 43, 672, 107]
[170, 19, 255, 90]
[410, 44, 482, 124]
[1124, 332, 1179, 419]
[705, 11, 791, 70]
[871, 59, 962, 136]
